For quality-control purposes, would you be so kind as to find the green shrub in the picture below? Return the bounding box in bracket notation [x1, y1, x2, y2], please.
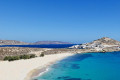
[13, 56, 20, 60]
[4, 56, 11, 61]
[4, 56, 20, 61]
[20, 55, 23, 59]
[3, 54, 36, 61]
[20, 55, 30, 59]
[30, 54, 36, 58]
[40, 53, 44, 57]
[8, 57, 14, 61]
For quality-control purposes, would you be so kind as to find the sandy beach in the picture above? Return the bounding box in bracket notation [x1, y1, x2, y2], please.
[0, 53, 74, 80]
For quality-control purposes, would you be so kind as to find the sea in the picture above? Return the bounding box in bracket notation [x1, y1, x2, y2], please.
[0, 44, 76, 48]
[34, 51, 120, 80]
[1, 44, 120, 80]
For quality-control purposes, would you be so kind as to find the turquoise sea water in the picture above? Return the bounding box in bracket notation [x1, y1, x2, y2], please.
[35, 52, 120, 80]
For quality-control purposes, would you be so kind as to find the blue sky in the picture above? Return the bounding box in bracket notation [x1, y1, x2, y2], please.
[0, 0, 120, 43]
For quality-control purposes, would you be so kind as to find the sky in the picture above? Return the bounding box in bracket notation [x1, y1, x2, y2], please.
[0, 0, 120, 43]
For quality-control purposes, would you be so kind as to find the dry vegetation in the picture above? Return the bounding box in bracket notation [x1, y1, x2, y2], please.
[0, 47, 94, 60]
[0, 47, 120, 61]
[0, 47, 47, 60]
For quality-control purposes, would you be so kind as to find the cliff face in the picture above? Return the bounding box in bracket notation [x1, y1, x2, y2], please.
[70, 37, 120, 51]
[0, 40, 29, 45]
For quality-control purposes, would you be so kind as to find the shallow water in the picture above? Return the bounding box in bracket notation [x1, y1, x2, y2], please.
[35, 52, 120, 80]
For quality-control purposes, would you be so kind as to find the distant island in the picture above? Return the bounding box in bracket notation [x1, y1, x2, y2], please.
[0, 40, 29, 45]
[0, 40, 72, 45]
[30, 41, 72, 45]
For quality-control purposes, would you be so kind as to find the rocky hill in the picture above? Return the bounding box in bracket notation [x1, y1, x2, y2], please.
[70, 37, 120, 51]
[0, 40, 29, 45]
[31, 41, 72, 45]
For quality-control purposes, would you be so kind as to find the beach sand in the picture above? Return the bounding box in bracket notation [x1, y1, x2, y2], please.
[0, 53, 74, 80]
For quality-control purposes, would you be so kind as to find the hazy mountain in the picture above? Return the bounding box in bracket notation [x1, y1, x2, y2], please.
[31, 41, 72, 45]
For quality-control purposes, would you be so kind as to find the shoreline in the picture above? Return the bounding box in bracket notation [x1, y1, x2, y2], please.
[25, 53, 74, 80]
[26, 51, 120, 80]
[25, 62, 53, 80]
[0, 53, 74, 80]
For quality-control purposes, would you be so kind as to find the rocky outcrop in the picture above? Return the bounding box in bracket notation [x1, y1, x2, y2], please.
[70, 37, 120, 51]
